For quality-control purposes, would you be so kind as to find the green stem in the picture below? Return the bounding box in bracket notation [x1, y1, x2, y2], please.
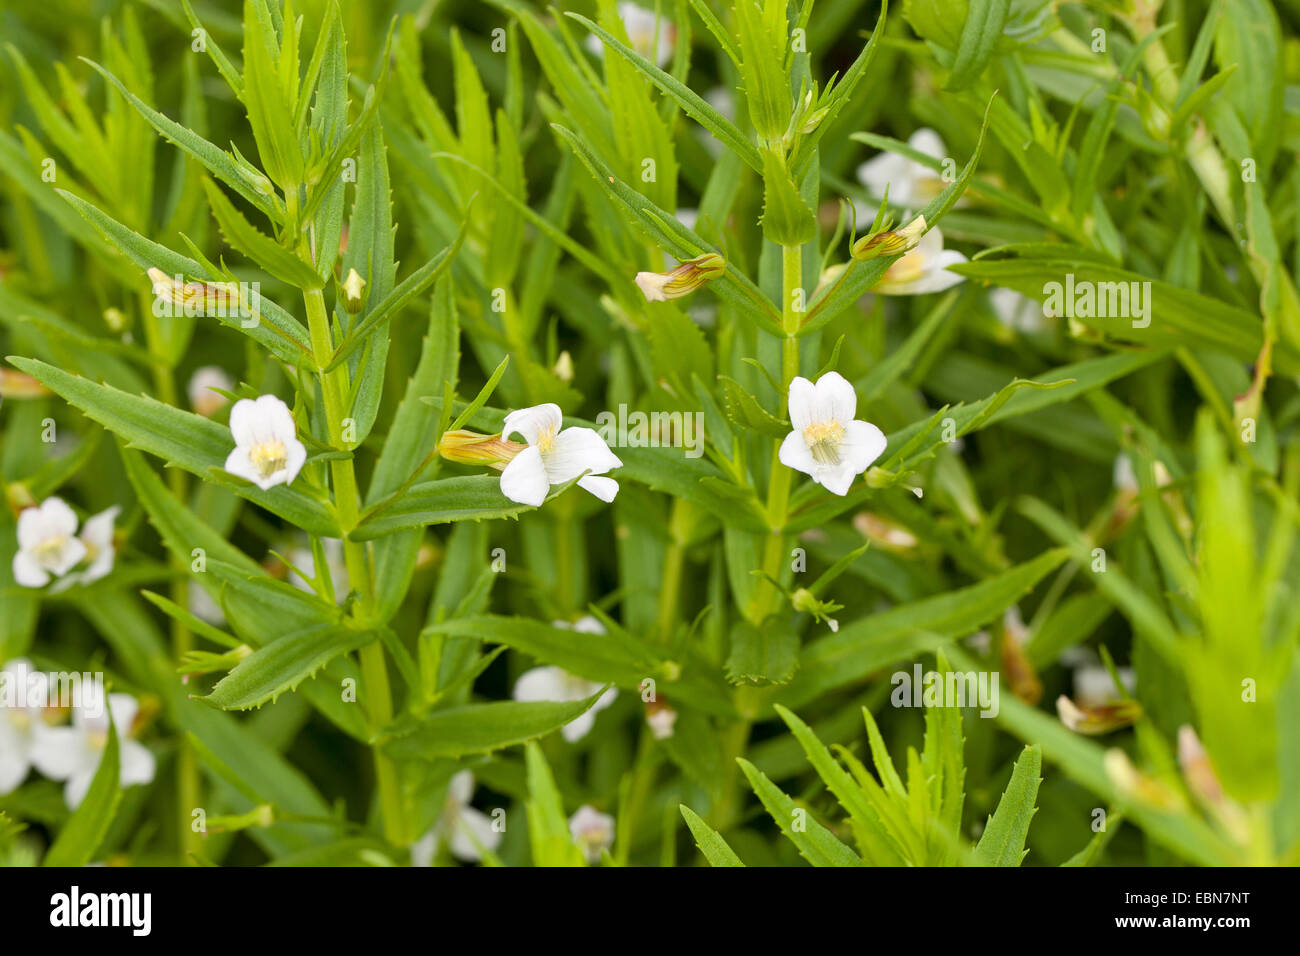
[655, 499, 691, 640]
[303, 287, 407, 846]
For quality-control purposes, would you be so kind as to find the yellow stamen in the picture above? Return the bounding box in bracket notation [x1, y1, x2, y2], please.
[804, 421, 845, 465]
[249, 440, 288, 478]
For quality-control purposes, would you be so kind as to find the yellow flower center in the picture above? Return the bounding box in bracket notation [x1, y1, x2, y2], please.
[536, 426, 557, 454]
[249, 439, 288, 478]
[803, 421, 845, 465]
[33, 535, 70, 565]
[883, 249, 927, 284]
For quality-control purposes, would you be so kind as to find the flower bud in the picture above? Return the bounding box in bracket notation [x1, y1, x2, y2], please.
[1104, 749, 1186, 812]
[1056, 694, 1142, 735]
[851, 215, 927, 261]
[634, 253, 726, 302]
[341, 268, 366, 314]
[436, 430, 526, 470]
[0, 369, 49, 399]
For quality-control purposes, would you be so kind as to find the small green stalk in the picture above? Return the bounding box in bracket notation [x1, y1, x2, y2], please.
[302, 287, 407, 846]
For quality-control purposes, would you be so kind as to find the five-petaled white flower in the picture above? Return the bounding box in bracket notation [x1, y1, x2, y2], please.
[411, 771, 502, 865]
[569, 805, 615, 863]
[34, 690, 155, 809]
[871, 226, 968, 296]
[856, 128, 948, 217]
[778, 372, 886, 496]
[224, 394, 306, 491]
[12, 497, 86, 588]
[499, 404, 622, 507]
[513, 618, 619, 742]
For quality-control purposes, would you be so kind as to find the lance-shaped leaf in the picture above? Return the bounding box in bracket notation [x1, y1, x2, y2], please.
[679, 805, 746, 866]
[973, 745, 1041, 866]
[43, 718, 122, 867]
[351, 475, 536, 541]
[377, 690, 610, 759]
[203, 178, 323, 289]
[946, 0, 1010, 91]
[201, 623, 375, 711]
[737, 758, 865, 867]
[9, 357, 338, 536]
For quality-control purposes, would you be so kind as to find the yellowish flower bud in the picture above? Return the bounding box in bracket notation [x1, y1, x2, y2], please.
[436, 430, 527, 470]
[1056, 694, 1142, 735]
[851, 215, 927, 261]
[341, 268, 367, 314]
[553, 350, 574, 383]
[0, 370, 50, 399]
[634, 253, 726, 302]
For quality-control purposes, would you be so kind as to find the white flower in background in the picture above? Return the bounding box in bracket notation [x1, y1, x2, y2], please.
[0, 659, 55, 794]
[856, 128, 948, 217]
[1074, 663, 1136, 709]
[871, 227, 967, 295]
[34, 691, 155, 809]
[1113, 453, 1139, 495]
[12, 497, 85, 588]
[223, 394, 306, 491]
[287, 538, 348, 604]
[411, 771, 502, 865]
[75, 506, 121, 586]
[499, 404, 622, 507]
[645, 702, 678, 740]
[187, 365, 234, 418]
[510, 616, 620, 744]
[188, 581, 226, 626]
[989, 287, 1047, 333]
[779, 372, 886, 496]
[584, 2, 675, 67]
[569, 805, 615, 863]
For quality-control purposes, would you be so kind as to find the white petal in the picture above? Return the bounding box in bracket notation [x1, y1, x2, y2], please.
[227, 397, 260, 447]
[499, 445, 550, 506]
[0, 747, 29, 794]
[447, 770, 475, 810]
[29, 725, 87, 780]
[812, 371, 857, 425]
[786, 376, 817, 431]
[448, 806, 502, 862]
[635, 272, 669, 302]
[561, 709, 597, 742]
[119, 740, 156, 787]
[108, 694, 140, 736]
[12, 551, 50, 588]
[577, 475, 619, 502]
[571, 616, 606, 634]
[280, 435, 307, 486]
[778, 430, 817, 476]
[223, 446, 263, 486]
[410, 829, 438, 868]
[908, 128, 946, 159]
[502, 404, 563, 445]
[18, 498, 78, 546]
[815, 464, 858, 497]
[856, 151, 908, 196]
[64, 769, 97, 810]
[48, 537, 87, 576]
[545, 427, 622, 483]
[838, 420, 887, 474]
[591, 686, 619, 714]
[513, 666, 568, 703]
[78, 506, 121, 584]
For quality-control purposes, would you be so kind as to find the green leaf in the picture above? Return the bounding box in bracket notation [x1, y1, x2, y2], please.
[43, 717, 123, 867]
[525, 742, 586, 866]
[352, 475, 536, 541]
[737, 758, 865, 866]
[726, 619, 798, 685]
[946, 0, 1009, 91]
[759, 147, 817, 246]
[241, 0, 304, 188]
[377, 691, 610, 759]
[973, 745, 1041, 866]
[679, 805, 745, 866]
[718, 375, 789, 438]
[202, 624, 374, 711]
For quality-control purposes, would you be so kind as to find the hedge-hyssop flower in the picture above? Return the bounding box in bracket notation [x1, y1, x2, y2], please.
[33, 691, 155, 809]
[224, 394, 307, 491]
[871, 226, 968, 296]
[411, 771, 502, 865]
[779, 372, 887, 496]
[499, 403, 622, 507]
[12, 497, 86, 588]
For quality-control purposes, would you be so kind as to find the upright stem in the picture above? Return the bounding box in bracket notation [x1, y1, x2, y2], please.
[140, 291, 200, 866]
[303, 288, 406, 845]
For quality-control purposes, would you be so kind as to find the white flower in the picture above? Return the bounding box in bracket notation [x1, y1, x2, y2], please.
[499, 404, 622, 507]
[646, 704, 677, 740]
[856, 128, 948, 216]
[187, 365, 234, 418]
[188, 581, 226, 625]
[0, 659, 58, 794]
[1113, 453, 1139, 494]
[513, 663, 618, 743]
[12, 497, 86, 588]
[76, 506, 121, 586]
[778, 372, 887, 496]
[569, 805, 615, 863]
[411, 771, 502, 865]
[584, 2, 675, 67]
[990, 287, 1047, 333]
[871, 226, 967, 295]
[223, 394, 306, 491]
[34, 691, 155, 809]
